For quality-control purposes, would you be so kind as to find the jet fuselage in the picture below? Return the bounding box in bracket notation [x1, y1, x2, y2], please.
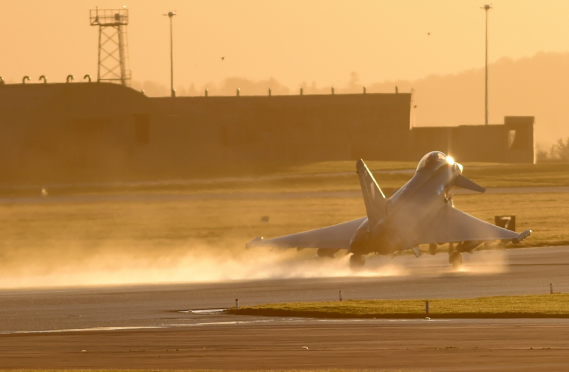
[349, 156, 463, 256]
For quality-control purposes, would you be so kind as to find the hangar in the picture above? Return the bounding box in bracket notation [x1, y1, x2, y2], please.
[0, 82, 534, 184]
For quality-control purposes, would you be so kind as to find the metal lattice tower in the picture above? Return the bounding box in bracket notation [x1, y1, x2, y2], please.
[90, 7, 131, 86]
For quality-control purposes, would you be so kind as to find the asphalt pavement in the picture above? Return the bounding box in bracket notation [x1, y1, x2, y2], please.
[2, 246, 569, 370]
[1, 246, 568, 334]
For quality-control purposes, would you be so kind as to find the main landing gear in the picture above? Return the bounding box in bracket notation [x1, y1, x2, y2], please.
[448, 242, 463, 270]
[449, 251, 463, 270]
[428, 243, 437, 255]
[350, 254, 365, 269]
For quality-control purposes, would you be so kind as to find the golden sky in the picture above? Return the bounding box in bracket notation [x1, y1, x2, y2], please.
[2, 0, 569, 89]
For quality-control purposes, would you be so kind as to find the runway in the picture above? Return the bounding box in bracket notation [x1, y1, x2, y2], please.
[2, 319, 569, 371]
[1, 246, 569, 370]
[2, 246, 569, 333]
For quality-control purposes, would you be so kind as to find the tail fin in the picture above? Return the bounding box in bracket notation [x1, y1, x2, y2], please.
[356, 159, 387, 225]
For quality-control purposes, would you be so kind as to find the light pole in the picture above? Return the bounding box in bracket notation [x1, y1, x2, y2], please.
[164, 11, 177, 97]
[481, 4, 492, 125]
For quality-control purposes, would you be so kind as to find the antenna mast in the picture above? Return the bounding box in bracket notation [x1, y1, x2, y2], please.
[90, 7, 131, 86]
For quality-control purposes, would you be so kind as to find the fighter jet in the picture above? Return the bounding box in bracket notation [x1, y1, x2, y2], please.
[247, 151, 531, 269]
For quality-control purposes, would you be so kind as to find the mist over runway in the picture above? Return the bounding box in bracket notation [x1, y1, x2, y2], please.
[1, 246, 569, 334]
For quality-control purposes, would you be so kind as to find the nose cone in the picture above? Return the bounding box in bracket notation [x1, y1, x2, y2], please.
[446, 156, 463, 175]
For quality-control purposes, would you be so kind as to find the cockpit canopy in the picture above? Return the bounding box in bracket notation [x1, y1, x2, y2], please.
[417, 151, 454, 171]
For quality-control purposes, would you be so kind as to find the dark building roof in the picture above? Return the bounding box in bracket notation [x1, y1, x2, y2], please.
[0, 82, 151, 120]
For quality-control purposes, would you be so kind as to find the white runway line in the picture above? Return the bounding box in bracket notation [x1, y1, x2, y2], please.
[3, 325, 165, 335]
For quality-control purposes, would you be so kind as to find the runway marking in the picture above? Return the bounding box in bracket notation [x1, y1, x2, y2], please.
[170, 319, 277, 327]
[0, 321, 281, 335]
[179, 308, 227, 314]
[4, 316, 569, 336]
[2, 325, 165, 335]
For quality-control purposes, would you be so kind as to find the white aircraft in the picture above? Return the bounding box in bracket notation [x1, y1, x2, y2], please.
[247, 151, 531, 269]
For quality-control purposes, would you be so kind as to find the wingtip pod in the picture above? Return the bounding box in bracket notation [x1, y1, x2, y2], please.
[512, 230, 531, 244]
[454, 174, 486, 193]
[245, 237, 264, 249]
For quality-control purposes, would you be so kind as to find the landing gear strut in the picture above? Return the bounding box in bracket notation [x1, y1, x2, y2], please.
[428, 243, 437, 255]
[350, 254, 365, 269]
[449, 251, 463, 270]
[448, 242, 462, 270]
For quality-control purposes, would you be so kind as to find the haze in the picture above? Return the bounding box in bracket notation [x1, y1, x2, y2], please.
[2, 0, 568, 143]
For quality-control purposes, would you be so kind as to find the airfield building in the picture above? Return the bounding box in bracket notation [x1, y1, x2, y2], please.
[0, 83, 534, 185]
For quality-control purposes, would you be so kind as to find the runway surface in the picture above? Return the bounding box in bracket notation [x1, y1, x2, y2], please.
[2, 319, 569, 371]
[2, 246, 569, 370]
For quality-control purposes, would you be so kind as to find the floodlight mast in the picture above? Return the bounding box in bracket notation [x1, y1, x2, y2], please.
[481, 4, 492, 125]
[90, 7, 131, 86]
[164, 11, 177, 97]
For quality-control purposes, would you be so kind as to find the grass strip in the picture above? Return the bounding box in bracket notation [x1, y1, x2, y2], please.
[228, 294, 569, 319]
[4, 162, 569, 197]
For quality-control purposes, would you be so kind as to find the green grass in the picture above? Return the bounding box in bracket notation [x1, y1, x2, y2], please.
[261, 160, 529, 177]
[6, 162, 569, 197]
[278, 160, 418, 175]
[262, 162, 569, 192]
[465, 163, 569, 188]
[229, 294, 569, 319]
[133, 161, 569, 201]
[171, 162, 569, 193]
[122, 162, 569, 194]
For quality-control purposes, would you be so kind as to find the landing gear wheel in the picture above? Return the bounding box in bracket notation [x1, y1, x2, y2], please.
[429, 243, 437, 255]
[449, 251, 463, 270]
[349, 254, 365, 269]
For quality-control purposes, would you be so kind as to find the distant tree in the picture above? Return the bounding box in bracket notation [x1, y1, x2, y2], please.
[536, 137, 569, 163]
[536, 144, 551, 163]
[552, 137, 569, 161]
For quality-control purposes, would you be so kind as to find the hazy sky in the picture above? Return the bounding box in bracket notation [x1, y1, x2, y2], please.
[2, 0, 569, 89]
